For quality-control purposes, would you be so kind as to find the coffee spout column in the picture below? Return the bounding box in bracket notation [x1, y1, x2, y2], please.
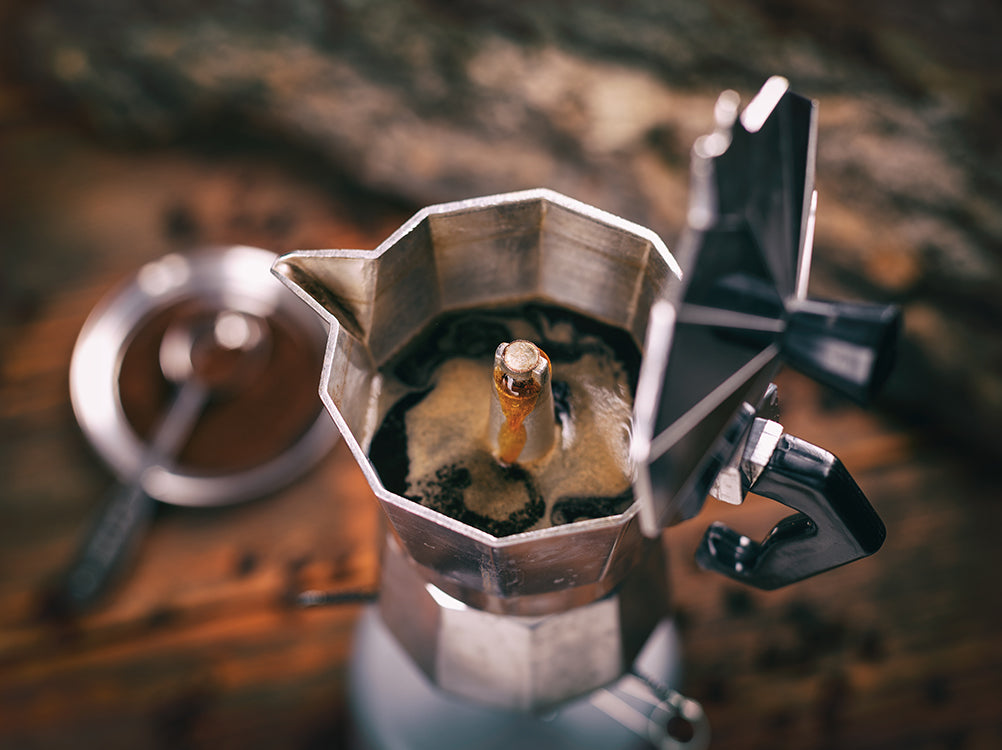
[488, 340, 556, 465]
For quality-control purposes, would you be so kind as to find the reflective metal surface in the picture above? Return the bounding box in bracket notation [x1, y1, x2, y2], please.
[631, 77, 900, 536]
[274, 77, 896, 717]
[631, 77, 814, 535]
[377, 534, 670, 711]
[274, 190, 681, 604]
[70, 245, 336, 507]
[349, 607, 702, 750]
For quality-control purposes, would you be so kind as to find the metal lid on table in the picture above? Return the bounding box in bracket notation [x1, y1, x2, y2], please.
[70, 245, 337, 507]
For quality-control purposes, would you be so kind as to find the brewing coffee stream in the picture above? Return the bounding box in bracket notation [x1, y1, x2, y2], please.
[494, 356, 542, 464]
[369, 306, 638, 536]
[491, 340, 554, 465]
[495, 378, 537, 463]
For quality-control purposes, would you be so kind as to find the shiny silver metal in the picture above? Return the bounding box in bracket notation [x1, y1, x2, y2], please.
[349, 605, 703, 750]
[709, 417, 784, 506]
[273, 189, 682, 607]
[631, 76, 816, 535]
[70, 245, 336, 507]
[590, 674, 709, 750]
[709, 384, 781, 506]
[631, 76, 897, 539]
[377, 534, 670, 711]
[275, 77, 895, 718]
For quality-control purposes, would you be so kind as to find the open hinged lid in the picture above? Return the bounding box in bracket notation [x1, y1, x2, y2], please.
[632, 77, 899, 537]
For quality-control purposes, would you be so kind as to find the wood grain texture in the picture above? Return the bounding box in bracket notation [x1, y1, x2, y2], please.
[1, 79, 1000, 750]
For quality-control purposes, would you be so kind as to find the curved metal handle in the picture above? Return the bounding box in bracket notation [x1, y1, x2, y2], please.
[696, 433, 886, 590]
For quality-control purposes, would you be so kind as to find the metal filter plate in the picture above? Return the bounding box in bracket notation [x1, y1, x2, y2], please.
[70, 245, 337, 507]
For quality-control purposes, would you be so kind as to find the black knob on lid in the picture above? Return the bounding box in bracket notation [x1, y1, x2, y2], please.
[781, 299, 901, 404]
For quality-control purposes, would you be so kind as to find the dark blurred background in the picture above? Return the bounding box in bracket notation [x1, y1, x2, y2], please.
[1, 1, 1000, 748]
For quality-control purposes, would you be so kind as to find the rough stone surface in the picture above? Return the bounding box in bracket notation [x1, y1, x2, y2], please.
[6, 0, 1002, 459]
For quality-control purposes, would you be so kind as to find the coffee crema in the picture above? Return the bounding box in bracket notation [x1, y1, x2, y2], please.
[368, 304, 640, 537]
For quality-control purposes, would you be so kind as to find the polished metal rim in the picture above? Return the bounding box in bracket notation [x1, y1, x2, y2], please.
[70, 245, 337, 507]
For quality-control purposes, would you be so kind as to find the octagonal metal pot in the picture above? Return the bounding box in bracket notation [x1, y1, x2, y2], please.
[273, 189, 681, 606]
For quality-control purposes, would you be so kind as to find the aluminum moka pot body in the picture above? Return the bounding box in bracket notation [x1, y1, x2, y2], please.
[274, 189, 681, 614]
[272, 78, 896, 713]
[275, 190, 687, 711]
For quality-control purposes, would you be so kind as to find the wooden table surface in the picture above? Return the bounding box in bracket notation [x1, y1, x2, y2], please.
[2, 119, 1001, 749]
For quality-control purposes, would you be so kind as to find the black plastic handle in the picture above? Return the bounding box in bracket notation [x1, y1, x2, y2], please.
[695, 433, 885, 590]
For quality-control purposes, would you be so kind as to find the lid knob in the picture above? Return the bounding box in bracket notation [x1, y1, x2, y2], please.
[782, 299, 901, 404]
